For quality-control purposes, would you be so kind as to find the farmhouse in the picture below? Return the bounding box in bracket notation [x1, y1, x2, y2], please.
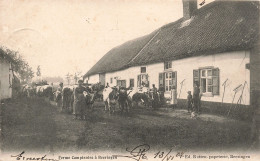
[0, 49, 17, 100]
[84, 0, 260, 110]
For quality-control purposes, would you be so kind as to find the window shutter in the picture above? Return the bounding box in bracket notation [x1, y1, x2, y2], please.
[137, 75, 141, 87]
[159, 73, 163, 87]
[172, 71, 177, 89]
[122, 80, 126, 88]
[159, 73, 165, 92]
[212, 68, 219, 95]
[193, 69, 200, 87]
[146, 74, 149, 87]
[130, 79, 134, 87]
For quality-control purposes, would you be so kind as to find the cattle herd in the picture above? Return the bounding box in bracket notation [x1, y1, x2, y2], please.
[19, 82, 164, 115]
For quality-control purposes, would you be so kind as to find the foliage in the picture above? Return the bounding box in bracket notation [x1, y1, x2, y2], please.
[0, 46, 34, 83]
[66, 72, 83, 85]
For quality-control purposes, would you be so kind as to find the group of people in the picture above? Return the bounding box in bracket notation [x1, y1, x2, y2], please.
[55, 80, 202, 119]
[106, 85, 130, 114]
[187, 82, 202, 116]
[56, 80, 94, 120]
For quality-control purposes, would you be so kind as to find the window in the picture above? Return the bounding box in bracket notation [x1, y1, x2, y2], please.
[137, 74, 149, 87]
[141, 67, 146, 73]
[117, 80, 126, 88]
[159, 72, 177, 92]
[164, 61, 172, 70]
[110, 77, 113, 84]
[200, 69, 212, 93]
[193, 68, 219, 95]
[130, 79, 134, 88]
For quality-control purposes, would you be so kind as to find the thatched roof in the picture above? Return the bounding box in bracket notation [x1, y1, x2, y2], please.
[85, 1, 259, 77]
[85, 30, 159, 77]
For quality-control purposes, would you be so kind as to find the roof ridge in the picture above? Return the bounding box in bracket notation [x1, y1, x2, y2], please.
[84, 1, 259, 78]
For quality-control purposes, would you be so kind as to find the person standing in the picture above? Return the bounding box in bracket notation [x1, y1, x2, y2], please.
[151, 84, 159, 108]
[118, 87, 128, 113]
[193, 82, 200, 113]
[108, 87, 118, 114]
[187, 91, 192, 113]
[73, 80, 87, 120]
[158, 84, 165, 105]
[56, 82, 63, 107]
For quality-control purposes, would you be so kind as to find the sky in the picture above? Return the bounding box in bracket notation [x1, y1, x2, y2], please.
[0, 0, 209, 79]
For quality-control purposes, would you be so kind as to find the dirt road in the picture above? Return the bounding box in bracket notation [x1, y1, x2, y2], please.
[1, 97, 254, 153]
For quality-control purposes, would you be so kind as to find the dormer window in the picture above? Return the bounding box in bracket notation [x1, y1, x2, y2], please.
[164, 61, 172, 70]
[141, 67, 146, 73]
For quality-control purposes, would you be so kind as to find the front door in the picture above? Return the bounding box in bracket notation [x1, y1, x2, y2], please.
[99, 73, 106, 86]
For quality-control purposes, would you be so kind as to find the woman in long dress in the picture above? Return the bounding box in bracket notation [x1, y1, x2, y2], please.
[73, 80, 86, 119]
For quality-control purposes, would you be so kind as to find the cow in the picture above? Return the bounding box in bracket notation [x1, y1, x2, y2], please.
[62, 85, 75, 113]
[129, 87, 152, 108]
[21, 84, 35, 97]
[108, 88, 118, 114]
[103, 87, 113, 111]
[54, 89, 62, 107]
[84, 90, 97, 110]
[91, 83, 104, 101]
[36, 86, 43, 97]
[118, 87, 129, 113]
[41, 85, 54, 100]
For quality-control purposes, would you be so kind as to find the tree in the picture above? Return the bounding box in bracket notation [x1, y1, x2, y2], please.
[0, 47, 34, 84]
[74, 71, 82, 84]
[66, 73, 73, 85]
[36, 65, 41, 77]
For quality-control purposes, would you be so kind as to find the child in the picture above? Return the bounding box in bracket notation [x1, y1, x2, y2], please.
[187, 91, 192, 113]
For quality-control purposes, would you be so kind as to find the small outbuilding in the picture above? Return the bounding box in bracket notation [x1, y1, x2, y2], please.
[0, 48, 17, 100]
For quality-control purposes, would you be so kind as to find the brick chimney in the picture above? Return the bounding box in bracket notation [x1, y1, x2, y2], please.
[183, 0, 197, 19]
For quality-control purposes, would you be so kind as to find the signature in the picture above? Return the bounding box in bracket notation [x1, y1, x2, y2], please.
[115, 144, 150, 161]
[115, 144, 185, 161]
[11, 151, 59, 161]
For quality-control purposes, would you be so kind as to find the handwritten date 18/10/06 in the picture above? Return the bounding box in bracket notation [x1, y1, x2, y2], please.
[154, 150, 185, 161]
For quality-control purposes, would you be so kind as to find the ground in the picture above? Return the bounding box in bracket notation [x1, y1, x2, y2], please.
[1, 97, 255, 154]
